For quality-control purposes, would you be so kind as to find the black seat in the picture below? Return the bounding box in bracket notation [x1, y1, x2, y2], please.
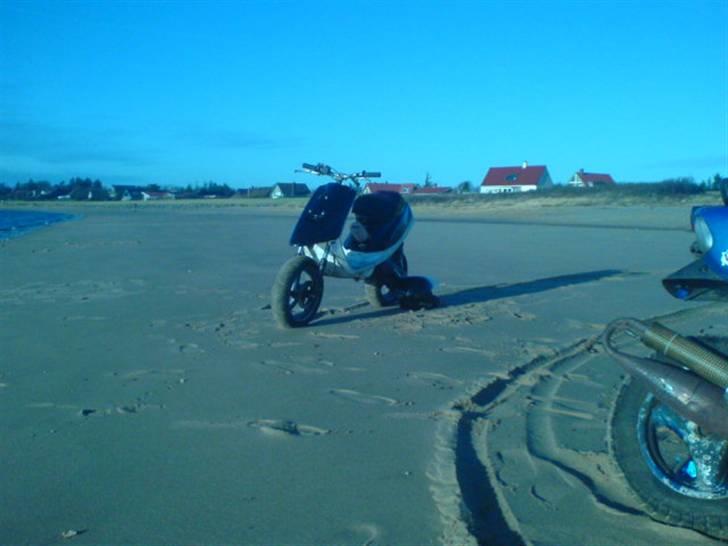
[352, 192, 405, 227]
[345, 191, 411, 252]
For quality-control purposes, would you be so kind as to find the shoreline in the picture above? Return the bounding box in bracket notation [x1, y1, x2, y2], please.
[0, 209, 76, 241]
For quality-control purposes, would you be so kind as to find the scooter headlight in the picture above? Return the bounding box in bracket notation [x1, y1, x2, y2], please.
[694, 216, 714, 254]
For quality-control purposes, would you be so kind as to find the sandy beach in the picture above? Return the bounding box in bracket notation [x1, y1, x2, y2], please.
[1, 201, 725, 545]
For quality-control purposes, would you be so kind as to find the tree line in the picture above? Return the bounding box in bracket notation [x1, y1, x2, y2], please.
[0, 178, 237, 201]
[1, 173, 724, 202]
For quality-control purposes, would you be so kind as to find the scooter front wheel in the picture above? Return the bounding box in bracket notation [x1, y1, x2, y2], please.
[271, 256, 323, 328]
[611, 378, 728, 539]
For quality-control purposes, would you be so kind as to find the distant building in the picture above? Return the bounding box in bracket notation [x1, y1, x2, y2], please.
[362, 183, 417, 195]
[568, 169, 616, 187]
[412, 186, 452, 195]
[480, 162, 553, 194]
[112, 185, 144, 201]
[271, 183, 311, 199]
[239, 187, 273, 198]
[174, 191, 200, 200]
[142, 191, 175, 200]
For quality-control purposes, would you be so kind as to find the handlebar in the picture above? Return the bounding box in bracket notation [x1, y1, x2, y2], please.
[301, 163, 333, 176]
[299, 163, 380, 184]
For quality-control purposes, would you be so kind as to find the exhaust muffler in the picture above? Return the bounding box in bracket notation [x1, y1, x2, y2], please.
[603, 319, 728, 438]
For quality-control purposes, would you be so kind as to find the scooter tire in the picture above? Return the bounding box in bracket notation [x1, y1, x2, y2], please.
[610, 378, 728, 540]
[365, 251, 408, 308]
[365, 282, 400, 308]
[271, 256, 323, 329]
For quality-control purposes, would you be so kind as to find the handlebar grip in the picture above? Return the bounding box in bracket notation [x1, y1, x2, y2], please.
[362, 171, 381, 178]
[302, 163, 318, 171]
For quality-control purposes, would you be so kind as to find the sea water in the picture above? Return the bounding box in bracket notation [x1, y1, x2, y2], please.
[0, 209, 74, 240]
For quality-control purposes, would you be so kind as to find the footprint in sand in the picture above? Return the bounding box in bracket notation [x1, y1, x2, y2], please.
[257, 359, 295, 375]
[269, 341, 303, 348]
[310, 332, 360, 340]
[224, 340, 260, 350]
[440, 346, 497, 357]
[290, 356, 337, 371]
[257, 359, 330, 376]
[316, 359, 335, 368]
[27, 401, 159, 417]
[247, 419, 330, 438]
[27, 402, 78, 411]
[406, 371, 463, 390]
[62, 315, 109, 322]
[178, 343, 204, 354]
[172, 420, 247, 431]
[330, 388, 403, 406]
[350, 523, 382, 546]
[113, 368, 186, 384]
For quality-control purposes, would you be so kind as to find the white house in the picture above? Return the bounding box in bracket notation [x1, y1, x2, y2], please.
[568, 169, 616, 187]
[271, 183, 311, 199]
[480, 162, 553, 194]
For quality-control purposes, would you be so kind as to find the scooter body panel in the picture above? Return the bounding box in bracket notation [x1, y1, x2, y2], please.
[289, 183, 357, 246]
[698, 206, 728, 279]
[664, 205, 728, 300]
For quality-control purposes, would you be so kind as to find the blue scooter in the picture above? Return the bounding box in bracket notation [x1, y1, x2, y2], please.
[603, 180, 728, 539]
[271, 163, 437, 328]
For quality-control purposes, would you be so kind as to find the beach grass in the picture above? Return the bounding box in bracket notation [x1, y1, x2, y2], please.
[1, 186, 723, 215]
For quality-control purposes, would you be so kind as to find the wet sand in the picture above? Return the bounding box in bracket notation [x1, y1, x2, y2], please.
[0, 203, 723, 545]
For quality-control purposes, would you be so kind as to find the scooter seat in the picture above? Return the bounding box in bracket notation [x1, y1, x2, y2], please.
[344, 192, 412, 252]
[352, 191, 406, 228]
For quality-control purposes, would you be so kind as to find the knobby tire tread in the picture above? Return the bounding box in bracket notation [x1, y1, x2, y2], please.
[610, 378, 728, 540]
[271, 256, 322, 329]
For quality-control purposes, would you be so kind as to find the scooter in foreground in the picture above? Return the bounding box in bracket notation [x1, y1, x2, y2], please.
[271, 163, 437, 329]
[602, 182, 728, 539]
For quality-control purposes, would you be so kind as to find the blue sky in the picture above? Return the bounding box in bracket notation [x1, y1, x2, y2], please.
[1, 0, 726, 188]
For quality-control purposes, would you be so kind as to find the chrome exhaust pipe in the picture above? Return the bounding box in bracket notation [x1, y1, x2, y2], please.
[603, 319, 728, 438]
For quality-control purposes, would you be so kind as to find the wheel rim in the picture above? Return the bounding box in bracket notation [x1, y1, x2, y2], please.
[286, 267, 321, 323]
[377, 283, 401, 305]
[637, 394, 728, 499]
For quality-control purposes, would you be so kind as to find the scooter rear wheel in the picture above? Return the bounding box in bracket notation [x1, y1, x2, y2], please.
[271, 256, 323, 328]
[611, 377, 728, 539]
[365, 281, 401, 308]
[365, 251, 408, 308]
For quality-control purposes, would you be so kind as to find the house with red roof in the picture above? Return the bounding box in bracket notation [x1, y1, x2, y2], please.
[568, 169, 616, 187]
[362, 182, 417, 195]
[480, 162, 553, 194]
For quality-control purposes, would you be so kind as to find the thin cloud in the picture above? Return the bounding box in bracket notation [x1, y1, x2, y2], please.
[175, 126, 298, 151]
[643, 155, 728, 171]
[0, 119, 155, 167]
